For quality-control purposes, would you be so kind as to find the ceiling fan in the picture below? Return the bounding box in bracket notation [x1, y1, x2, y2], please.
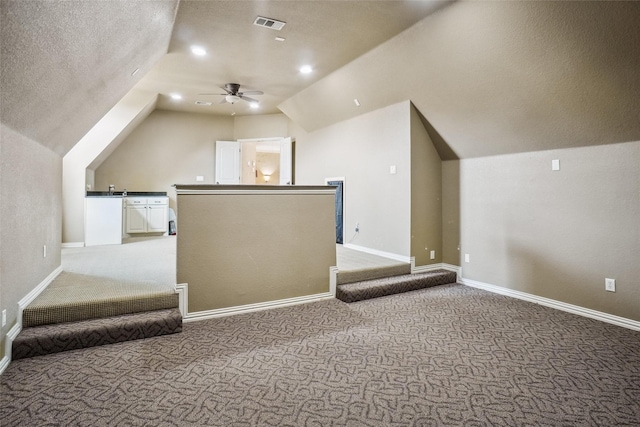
[200, 83, 264, 105]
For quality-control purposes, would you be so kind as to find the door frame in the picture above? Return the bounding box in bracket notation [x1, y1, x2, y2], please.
[325, 177, 345, 244]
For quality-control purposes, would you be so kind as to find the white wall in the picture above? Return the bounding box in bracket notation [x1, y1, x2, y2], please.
[294, 101, 412, 257]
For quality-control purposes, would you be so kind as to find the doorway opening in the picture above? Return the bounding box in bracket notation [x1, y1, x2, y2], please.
[325, 177, 344, 244]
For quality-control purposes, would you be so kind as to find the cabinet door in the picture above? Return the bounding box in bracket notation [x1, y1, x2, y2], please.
[147, 206, 168, 232]
[126, 206, 147, 233]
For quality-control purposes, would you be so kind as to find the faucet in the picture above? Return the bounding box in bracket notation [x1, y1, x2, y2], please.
[108, 184, 115, 196]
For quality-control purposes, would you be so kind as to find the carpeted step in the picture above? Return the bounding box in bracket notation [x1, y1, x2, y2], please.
[337, 263, 411, 285]
[336, 269, 457, 303]
[23, 288, 179, 327]
[12, 308, 182, 360]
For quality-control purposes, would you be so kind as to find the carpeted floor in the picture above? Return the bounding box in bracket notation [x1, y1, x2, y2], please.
[2, 284, 639, 426]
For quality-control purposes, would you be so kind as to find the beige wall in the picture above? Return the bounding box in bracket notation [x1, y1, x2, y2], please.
[294, 101, 412, 257]
[410, 104, 442, 267]
[234, 113, 289, 140]
[256, 152, 280, 185]
[458, 141, 640, 321]
[95, 110, 234, 213]
[0, 124, 62, 361]
[442, 160, 461, 266]
[176, 187, 336, 312]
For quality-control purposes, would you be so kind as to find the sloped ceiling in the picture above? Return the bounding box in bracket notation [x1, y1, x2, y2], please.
[280, 1, 640, 159]
[2, 1, 639, 160]
[135, 0, 447, 116]
[0, 0, 179, 156]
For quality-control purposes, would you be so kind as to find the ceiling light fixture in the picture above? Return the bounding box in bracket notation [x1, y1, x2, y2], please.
[190, 46, 207, 56]
[225, 94, 241, 104]
[354, 98, 361, 107]
[170, 93, 183, 100]
[300, 65, 313, 74]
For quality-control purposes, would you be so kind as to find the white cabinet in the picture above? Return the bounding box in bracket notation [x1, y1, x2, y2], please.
[125, 197, 168, 234]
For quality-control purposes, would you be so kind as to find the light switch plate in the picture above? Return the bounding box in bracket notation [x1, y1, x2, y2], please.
[552, 159, 560, 171]
[605, 278, 616, 292]
[464, 253, 470, 263]
[196, 176, 204, 182]
[389, 165, 397, 174]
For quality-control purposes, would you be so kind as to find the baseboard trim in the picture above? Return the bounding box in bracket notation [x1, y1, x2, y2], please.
[343, 244, 410, 263]
[329, 266, 338, 296]
[62, 242, 84, 248]
[460, 277, 640, 331]
[183, 292, 334, 323]
[175, 283, 188, 318]
[1, 265, 62, 375]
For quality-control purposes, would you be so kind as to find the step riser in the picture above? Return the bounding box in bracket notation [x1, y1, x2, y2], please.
[12, 308, 182, 360]
[337, 270, 456, 303]
[337, 264, 412, 285]
[22, 293, 179, 328]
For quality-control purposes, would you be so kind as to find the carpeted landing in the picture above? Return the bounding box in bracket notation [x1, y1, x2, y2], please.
[12, 272, 182, 360]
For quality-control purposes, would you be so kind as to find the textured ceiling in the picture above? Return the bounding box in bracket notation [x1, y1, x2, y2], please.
[137, 0, 447, 116]
[2, 1, 639, 161]
[281, 1, 640, 158]
[0, 0, 179, 156]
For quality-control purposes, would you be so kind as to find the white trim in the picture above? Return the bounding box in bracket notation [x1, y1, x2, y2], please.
[329, 266, 338, 296]
[343, 243, 410, 263]
[183, 292, 334, 323]
[62, 242, 84, 248]
[175, 283, 188, 317]
[0, 265, 62, 375]
[460, 277, 640, 331]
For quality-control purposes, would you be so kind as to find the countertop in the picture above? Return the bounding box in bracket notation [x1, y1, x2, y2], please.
[86, 191, 168, 197]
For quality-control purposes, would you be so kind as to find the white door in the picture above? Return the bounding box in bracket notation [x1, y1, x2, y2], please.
[215, 141, 240, 184]
[279, 137, 293, 185]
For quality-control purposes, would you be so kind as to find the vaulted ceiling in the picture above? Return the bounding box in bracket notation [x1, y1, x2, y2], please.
[2, 1, 640, 160]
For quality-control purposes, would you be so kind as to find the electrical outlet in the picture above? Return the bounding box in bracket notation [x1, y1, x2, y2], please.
[605, 278, 616, 292]
[196, 175, 204, 182]
[430, 250, 436, 260]
[464, 253, 470, 263]
[2, 309, 6, 327]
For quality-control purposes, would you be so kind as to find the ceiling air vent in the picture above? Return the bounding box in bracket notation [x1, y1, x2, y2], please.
[195, 101, 212, 106]
[253, 16, 286, 31]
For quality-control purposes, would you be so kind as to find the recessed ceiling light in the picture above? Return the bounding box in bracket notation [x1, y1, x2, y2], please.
[354, 98, 361, 107]
[170, 93, 183, 100]
[190, 46, 207, 56]
[299, 65, 313, 74]
[249, 102, 260, 109]
[275, 37, 285, 42]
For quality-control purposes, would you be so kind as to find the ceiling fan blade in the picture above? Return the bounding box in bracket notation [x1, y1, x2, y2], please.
[199, 93, 227, 96]
[239, 90, 263, 96]
[239, 95, 259, 103]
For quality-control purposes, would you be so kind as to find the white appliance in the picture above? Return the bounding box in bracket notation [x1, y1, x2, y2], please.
[84, 197, 123, 246]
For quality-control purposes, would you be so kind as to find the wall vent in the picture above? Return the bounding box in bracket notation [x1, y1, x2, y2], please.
[253, 16, 286, 31]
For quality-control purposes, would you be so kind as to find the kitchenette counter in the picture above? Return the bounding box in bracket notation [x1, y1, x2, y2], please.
[86, 191, 168, 197]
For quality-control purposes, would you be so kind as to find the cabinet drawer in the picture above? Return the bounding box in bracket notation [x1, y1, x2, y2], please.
[148, 197, 168, 205]
[126, 198, 147, 205]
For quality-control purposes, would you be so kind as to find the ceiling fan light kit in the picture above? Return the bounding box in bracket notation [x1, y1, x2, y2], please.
[200, 83, 264, 107]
